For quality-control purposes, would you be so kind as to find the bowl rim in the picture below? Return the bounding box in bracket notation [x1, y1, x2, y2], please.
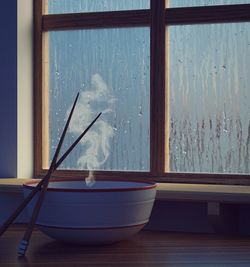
[23, 178, 157, 192]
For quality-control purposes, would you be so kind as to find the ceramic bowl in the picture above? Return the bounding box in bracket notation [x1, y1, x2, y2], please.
[23, 179, 157, 244]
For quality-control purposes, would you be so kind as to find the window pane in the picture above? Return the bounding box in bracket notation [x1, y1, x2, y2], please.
[47, 28, 150, 171]
[46, 0, 149, 14]
[168, 23, 250, 174]
[169, 0, 250, 8]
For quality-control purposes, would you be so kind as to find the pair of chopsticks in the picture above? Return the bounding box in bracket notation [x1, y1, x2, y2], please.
[0, 93, 101, 256]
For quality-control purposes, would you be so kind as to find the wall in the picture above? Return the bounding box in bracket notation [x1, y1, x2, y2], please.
[0, 0, 17, 177]
[0, 0, 33, 178]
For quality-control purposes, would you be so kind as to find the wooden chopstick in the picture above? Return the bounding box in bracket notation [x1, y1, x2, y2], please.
[0, 111, 101, 239]
[17, 92, 80, 256]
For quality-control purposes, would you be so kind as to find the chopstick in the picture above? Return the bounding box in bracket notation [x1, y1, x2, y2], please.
[0, 111, 101, 241]
[17, 92, 80, 256]
[0, 110, 101, 240]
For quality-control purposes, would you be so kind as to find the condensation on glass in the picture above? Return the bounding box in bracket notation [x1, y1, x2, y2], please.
[168, 0, 250, 8]
[47, 28, 150, 171]
[45, 0, 149, 14]
[167, 22, 250, 174]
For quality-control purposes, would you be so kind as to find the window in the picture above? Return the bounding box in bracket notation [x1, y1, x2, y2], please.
[35, 0, 250, 184]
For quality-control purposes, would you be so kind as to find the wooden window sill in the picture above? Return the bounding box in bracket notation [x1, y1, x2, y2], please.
[156, 183, 250, 203]
[1, 178, 250, 203]
[0, 178, 34, 193]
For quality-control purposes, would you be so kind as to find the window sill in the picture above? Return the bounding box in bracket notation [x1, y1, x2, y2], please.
[1, 178, 250, 203]
[156, 183, 250, 203]
[0, 178, 33, 193]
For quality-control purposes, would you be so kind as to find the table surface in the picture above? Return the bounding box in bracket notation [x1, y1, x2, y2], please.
[1, 225, 250, 267]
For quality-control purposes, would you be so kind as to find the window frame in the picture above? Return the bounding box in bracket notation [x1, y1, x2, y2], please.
[34, 0, 250, 185]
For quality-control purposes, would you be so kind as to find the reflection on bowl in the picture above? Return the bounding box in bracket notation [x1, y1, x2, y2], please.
[23, 179, 157, 244]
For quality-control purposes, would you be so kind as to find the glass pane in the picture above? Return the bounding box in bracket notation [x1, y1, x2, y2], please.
[168, 23, 250, 174]
[47, 28, 150, 171]
[46, 0, 149, 14]
[169, 0, 250, 8]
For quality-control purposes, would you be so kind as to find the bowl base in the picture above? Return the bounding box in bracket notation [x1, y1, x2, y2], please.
[37, 224, 145, 245]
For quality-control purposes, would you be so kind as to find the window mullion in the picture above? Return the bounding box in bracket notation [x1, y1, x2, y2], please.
[34, 0, 44, 176]
[165, 4, 250, 25]
[42, 10, 150, 30]
[150, 0, 166, 175]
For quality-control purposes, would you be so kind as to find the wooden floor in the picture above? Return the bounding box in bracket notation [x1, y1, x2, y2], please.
[1, 225, 250, 267]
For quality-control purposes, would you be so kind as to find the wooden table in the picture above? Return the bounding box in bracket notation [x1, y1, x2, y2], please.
[1, 225, 250, 267]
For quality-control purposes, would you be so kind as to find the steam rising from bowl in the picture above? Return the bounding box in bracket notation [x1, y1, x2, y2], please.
[65, 73, 116, 184]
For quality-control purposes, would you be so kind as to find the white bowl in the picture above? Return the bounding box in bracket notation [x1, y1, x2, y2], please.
[23, 179, 156, 244]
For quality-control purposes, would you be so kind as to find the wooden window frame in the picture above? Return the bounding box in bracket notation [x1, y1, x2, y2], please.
[34, 0, 250, 185]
